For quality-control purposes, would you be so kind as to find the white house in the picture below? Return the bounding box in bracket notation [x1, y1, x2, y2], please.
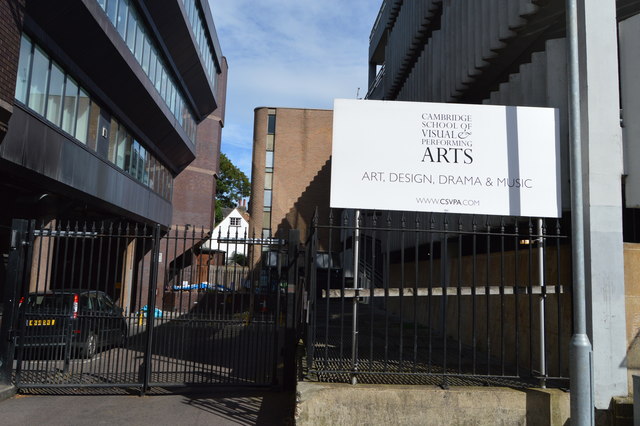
[204, 207, 250, 262]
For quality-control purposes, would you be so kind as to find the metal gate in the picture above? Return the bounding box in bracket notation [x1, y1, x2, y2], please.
[304, 210, 572, 388]
[0, 219, 302, 393]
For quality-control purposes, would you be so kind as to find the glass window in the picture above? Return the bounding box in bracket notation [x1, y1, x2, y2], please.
[45, 63, 64, 126]
[267, 114, 276, 134]
[262, 212, 271, 229]
[264, 172, 273, 190]
[177, 98, 184, 126]
[134, 24, 144, 62]
[154, 60, 162, 92]
[262, 229, 271, 239]
[167, 83, 173, 112]
[130, 140, 139, 177]
[123, 134, 132, 172]
[265, 151, 274, 168]
[137, 144, 146, 182]
[149, 156, 156, 191]
[87, 102, 101, 151]
[266, 134, 274, 151]
[75, 89, 90, 143]
[61, 77, 78, 135]
[28, 46, 50, 115]
[106, 0, 118, 24]
[173, 90, 179, 118]
[125, 9, 136, 52]
[264, 189, 272, 206]
[116, 0, 128, 36]
[186, 0, 194, 20]
[108, 119, 118, 163]
[97, 0, 106, 9]
[115, 126, 126, 168]
[149, 48, 157, 86]
[160, 167, 166, 198]
[142, 37, 150, 74]
[160, 69, 167, 100]
[158, 165, 165, 197]
[15, 35, 32, 103]
[143, 149, 150, 186]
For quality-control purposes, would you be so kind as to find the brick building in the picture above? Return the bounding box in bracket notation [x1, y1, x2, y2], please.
[249, 107, 333, 243]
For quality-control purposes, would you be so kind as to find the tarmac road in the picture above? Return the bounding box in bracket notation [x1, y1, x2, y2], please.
[0, 388, 295, 426]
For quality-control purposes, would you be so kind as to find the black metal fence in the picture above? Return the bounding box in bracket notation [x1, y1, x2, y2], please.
[0, 219, 300, 393]
[304, 210, 572, 388]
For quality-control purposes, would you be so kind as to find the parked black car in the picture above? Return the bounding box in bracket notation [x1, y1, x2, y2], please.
[17, 290, 127, 358]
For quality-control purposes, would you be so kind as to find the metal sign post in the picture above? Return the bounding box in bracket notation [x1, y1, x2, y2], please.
[351, 209, 361, 386]
[566, 0, 594, 423]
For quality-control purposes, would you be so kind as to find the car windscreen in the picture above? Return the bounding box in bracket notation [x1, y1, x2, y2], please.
[24, 294, 72, 313]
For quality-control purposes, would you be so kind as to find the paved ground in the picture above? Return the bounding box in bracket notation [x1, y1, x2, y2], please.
[0, 387, 295, 426]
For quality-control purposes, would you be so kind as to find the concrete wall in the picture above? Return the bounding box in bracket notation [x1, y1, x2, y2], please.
[296, 383, 570, 426]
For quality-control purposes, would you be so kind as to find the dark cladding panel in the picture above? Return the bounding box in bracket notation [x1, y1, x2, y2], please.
[1, 108, 171, 225]
[59, 133, 76, 186]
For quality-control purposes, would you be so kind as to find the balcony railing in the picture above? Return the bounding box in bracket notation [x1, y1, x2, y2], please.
[366, 65, 385, 99]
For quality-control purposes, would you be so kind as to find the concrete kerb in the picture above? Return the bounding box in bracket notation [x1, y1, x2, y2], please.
[295, 382, 570, 426]
[0, 384, 16, 402]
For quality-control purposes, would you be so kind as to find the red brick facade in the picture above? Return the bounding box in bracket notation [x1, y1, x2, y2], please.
[0, 0, 24, 142]
[249, 107, 333, 242]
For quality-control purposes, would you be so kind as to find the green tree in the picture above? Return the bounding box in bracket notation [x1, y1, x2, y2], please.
[215, 153, 250, 223]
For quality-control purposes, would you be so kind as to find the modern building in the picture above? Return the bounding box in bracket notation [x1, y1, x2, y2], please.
[366, 0, 640, 410]
[0, 0, 227, 307]
[248, 107, 333, 243]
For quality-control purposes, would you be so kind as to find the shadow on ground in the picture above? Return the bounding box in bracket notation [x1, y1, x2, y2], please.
[180, 389, 295, 425]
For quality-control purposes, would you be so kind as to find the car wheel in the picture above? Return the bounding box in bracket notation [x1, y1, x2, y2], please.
[82, 333, 97, 359]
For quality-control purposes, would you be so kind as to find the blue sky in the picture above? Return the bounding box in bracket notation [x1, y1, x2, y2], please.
[209, 0, 381, 179]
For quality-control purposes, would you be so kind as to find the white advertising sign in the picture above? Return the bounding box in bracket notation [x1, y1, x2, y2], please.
[330, 99, 561, 218]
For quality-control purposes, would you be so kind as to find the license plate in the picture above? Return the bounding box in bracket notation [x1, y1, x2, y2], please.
[27, 319, 56, 326]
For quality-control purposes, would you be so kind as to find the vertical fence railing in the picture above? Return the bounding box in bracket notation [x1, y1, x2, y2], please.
[305, 209, 571, 387]
[3, 219, 293, 392]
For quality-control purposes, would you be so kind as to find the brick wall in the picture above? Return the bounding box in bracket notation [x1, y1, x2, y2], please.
[249, 107, 333, 242]
[0, 0, 24, 141]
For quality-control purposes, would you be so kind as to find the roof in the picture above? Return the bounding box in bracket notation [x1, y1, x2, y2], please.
[219, 206, 250, 224]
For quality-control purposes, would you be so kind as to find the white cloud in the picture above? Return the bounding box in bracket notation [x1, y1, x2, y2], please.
[209, 0, 381, 178]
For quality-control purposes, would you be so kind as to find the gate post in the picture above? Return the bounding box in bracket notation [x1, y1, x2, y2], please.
[0, 219, 30, 386]
[283, 229, 300, 391]
[141, 223, 161, 394]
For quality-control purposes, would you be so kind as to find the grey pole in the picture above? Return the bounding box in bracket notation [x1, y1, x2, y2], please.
[566, 0, 594, 424]
[351, 209, 361, 385]
[538, 218, 546, 389]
